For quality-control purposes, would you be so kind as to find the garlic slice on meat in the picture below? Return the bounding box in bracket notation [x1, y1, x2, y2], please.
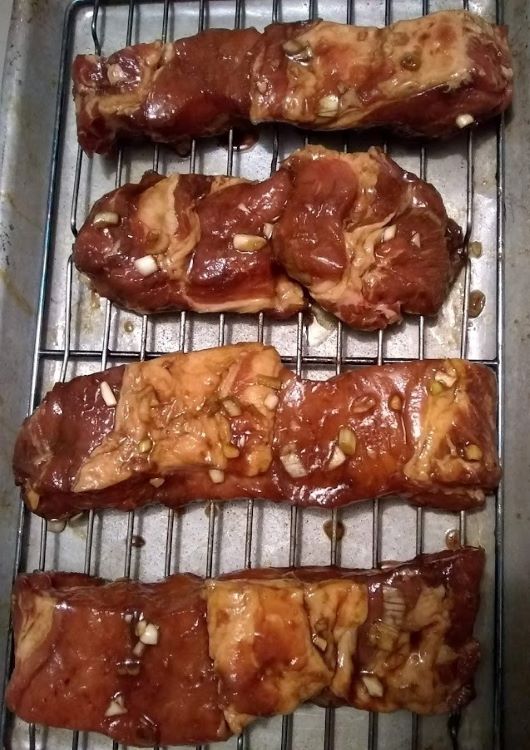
[134, 255, 158, 277]
[361, 675, 384, 698]
[139, 623, 159, 645]
[93, 211, 119, 228]
[280, 452, 307, 478]
[99, 381, 117, 407]
[233, 234, 267, 252]
[338, 427, 357, 456]
[105, 695, 127, 717]
[264, 392, 279, 411]
[318, 94, 340, 117]
[464, 444, 482, 461]
[222, 397, 242, 417]
[328, 445, 347, 470]
[106, 63, 128, 84]
[209, 469, 225, 484]
[382, 224, 396, 242]
[456, 113, 474, 128]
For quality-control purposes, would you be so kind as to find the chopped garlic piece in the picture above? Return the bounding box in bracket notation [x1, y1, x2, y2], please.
[328, 445, 347, 470]
[411, 232, 421, 247]
[222, 397, 242, 417]
[233, 234, 267, 252]
[464, 444, 483, 461]
[105, 695, 127, 717]
[149, 477, 165, 488]
[280, 452, 307, 478]
[318, 94, 339, 117]
[26, 486, 40, 510]
[456, 113, 475, 128]
[106, 63, 127, 84]
[93, 211, 119, 228]
[389, 394, 402, 411]
[139, 623, 159, 645]
[209, 469, 225, 484]
[382, 224, 396, 242]
[361, 674, 384, 698]
[134, 255, 158, 277]
[338, 427, 357, 456]
[264, 392, 279, 410]
[138, 438, 153, 454]
[99, 381, 117, 407]
[132, 641, 145, 657]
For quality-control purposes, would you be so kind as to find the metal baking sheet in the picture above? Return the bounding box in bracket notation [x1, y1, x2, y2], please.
[1, 0, 527, 747]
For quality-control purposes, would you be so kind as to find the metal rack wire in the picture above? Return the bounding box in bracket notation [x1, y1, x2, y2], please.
[0, 0, 505, 748]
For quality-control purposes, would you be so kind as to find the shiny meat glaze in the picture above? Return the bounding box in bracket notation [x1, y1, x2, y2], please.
[13, 343, 500, 519]
[275, 147, 464, 329]
[73, 145, 464, 329]
[73, 169, 304, 317]
[72, 11, 512, 154]
[6, 548, 484, 746]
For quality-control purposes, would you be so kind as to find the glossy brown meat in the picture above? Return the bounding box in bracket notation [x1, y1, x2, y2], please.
[6, 548, 484, 745]
[275, 147, 464, 329]
[13, 343, 500, 520]
[73, 29, 260, 154]
[73, 169, 303, 317]
[73, 145, 463, 328]
[72, 11, 512, 154]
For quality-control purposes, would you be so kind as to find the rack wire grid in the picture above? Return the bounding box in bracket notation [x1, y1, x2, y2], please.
[1, 0, 505, 748]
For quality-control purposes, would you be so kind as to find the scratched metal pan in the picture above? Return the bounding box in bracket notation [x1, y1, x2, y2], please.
[0, 0, 528, 747]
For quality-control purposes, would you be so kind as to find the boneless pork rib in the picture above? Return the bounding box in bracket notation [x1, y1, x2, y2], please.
[74, 146, 464, 329]
[13, 343, 500, 519]
[73, 10, 512, 153]
[7, 547, 484, 746]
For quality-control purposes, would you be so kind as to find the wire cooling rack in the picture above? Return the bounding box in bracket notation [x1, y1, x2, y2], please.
[2, 0, 505, 748]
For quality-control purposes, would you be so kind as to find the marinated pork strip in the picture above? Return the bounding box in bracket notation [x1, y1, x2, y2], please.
[13, 343, 500, 520]
[6, 547, 484, 746]
[72, 10, 512, 154]
[74, 146, 464, 329]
